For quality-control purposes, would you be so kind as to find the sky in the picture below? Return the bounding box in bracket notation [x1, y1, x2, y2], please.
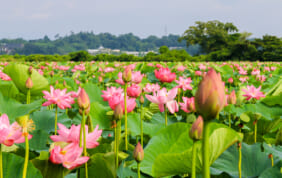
[1, 0, 282, 40]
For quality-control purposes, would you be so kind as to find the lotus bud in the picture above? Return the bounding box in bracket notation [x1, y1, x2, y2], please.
[195, 68, 226, 120]
[77, 88, 90, 110]
[63, 81, 67, 87]
[189, 116, 203, 141]
[28, 66, 33, 75]
[114, 103, 123, 120]
[25, 77, 33, 89]
[79, 106, 90, 116]
[140, 95, 144, 104]
[98, 76, 103, 83]
[122, 66, 132, 83]
[133, 142, 144, 163]
[227, 90, 237, 105]
[50, 71, 54, 77]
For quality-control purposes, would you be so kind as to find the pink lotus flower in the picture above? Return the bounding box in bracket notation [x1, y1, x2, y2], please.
[131, 71, 144, 84]
[239, 76, 249, 83]
[49, 142, 89, 170]
[177, 65, 186, 72]
[179, 97, 196, 113]
[42, 86, 75, 109]
[0, 71, 11, 81]
[238, 68, 247, 75]
[145, 87, 178, 112]
[101, 87, 123, 101]
[57, 66, 70, 71]
[127, 84, 142, 98]
[198, 64, 206, 70]
[104, 67, 115, 73]
[37, 69, 44, 75]
[50, 124, 102, 149]
[242, 85, 265, 100]
[175, 77, 192, 91]
[251, 69, 260, 76]
[270, 66, 276, 71]
[195, 71, 202, 76]
[115, 72, 125, 85]
[0, 114, 32, 146]
[143, 83, 160, 93]
[155, 67, 176, 83]
[71, 64, 85, 72]
[166, 100, 179, 114]
[108, 95, 136, 113]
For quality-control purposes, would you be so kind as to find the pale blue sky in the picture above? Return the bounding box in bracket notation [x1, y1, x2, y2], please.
[1, 0, 281, 39]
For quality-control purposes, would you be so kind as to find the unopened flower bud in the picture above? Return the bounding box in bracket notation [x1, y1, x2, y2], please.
[122, 66, 132, 83]
[98, 76, 103, 83]
[195, 68, 226, 120]
[79, 106, 90, 116]
[189, 116, 203, 141]
[28, 66, 33, 75]
[227, 90, 237, 105]
[77, 88, 90, 110]
[133, 142, 144, 163]
[25, 77, 33, 89]
[140, 95, 144, 104]
[114, 103, 123, 120]
[268, 153, 273, 159]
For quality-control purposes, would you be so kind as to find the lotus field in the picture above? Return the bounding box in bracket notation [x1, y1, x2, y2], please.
[0, 61, 282, 178]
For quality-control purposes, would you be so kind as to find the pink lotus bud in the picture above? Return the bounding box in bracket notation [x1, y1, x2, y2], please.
[98, 76, 103, 83]
[50, 71, 54, 77]
[25, 77, 33, 89]
[228, 77, 233, 83]
[227, 90, 236, 105]
[122, 66, 132, 83]
[28, 66, 33, 75]
[77, 88, 90, 110]
[189, 116, 203, 140]
[127, 84, 141, 98]
[114, 103, 123, 120]
[195, 68, 226, 120]
[140, 95, 144, 104]
[133, 142, 144, 163]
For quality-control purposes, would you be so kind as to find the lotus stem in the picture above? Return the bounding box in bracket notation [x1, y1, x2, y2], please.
[54, 105, 58, 135]
[22, 134, 29, 178]
[202, 121, 210, 178]
[26, 89, 30, 104]
[165, 106, 168, 127]
[81, 110, 88, 178]
[228, 114, 231, 128]
[238, 142, 242, 178]
[254, 120, 257, 143]
[124, 83, 128, 151]
[0, 144, 3, 178]
[114, 121, 118, 169]
[137, 162, 141, 178]
[116, 120, 121, 168]
[191, 141, 197, 178]
[140, 104, 144, 147]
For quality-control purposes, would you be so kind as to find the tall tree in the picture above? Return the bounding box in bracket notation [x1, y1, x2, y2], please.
[179, 20, 239, 54]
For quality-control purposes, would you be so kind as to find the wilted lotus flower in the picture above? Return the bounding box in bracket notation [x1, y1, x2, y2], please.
[189, 116, 203, 141]
[195, 68, 226, 120]
[133, 142, 144, 163]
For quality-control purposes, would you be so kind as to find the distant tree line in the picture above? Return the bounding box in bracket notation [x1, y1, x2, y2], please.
[0, 20, 282, 61]
[0, 32, 194, 55]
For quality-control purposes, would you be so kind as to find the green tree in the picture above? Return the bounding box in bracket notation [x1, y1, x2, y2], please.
[179, 20, 239, 54]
